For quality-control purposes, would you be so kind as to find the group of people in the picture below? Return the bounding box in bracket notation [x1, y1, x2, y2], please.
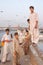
[1, 6, 39, 65]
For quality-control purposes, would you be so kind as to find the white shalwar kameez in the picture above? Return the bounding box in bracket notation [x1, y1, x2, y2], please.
[29, 12, 39, 44]
[1, 34, 12, 62]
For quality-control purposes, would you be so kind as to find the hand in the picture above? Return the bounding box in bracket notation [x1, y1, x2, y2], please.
[5, 40, 11, 42]
[35, 25, 38, 29]
[35, 21, 38, 29]
[13, 51, 16, 57]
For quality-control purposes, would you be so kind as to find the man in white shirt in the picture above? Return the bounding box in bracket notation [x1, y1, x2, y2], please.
[28, 6, 39, 45]
[1, 28, 12, 63]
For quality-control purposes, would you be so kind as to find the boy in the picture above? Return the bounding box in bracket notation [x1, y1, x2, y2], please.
[13, 32, 24, 65]
[1, 28, 12, 63]
[22, 30, 31, 55]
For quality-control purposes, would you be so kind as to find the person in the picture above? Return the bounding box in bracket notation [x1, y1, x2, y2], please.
[27, 19, 30, 30]
[22, 29, 31, 55]
[28, 6, 39, 46]
[17, 29, 25, 45]
[1, 28, 12, 63]
[13, 32, 24, 65]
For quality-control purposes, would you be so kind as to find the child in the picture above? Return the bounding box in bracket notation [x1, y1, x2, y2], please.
[23, 30, 31, 55]
[13, 32, 24, 65]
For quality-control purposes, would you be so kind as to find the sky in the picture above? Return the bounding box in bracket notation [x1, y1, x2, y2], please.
[0, 0, 43, 27]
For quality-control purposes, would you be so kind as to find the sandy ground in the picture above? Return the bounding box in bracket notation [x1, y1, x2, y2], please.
[0, 44, 43, 65]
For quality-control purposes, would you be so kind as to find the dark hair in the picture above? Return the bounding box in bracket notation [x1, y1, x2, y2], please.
[14, 32, 18, 36]
[26, 29, 28, 32]
[5, 28, 9, 31]
[27, 19, 30, 22]
[29, 6, 34, 9]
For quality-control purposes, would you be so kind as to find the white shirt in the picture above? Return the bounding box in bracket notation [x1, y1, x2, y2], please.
[1, 34, 11, 43]
[29, 12, 38, 29]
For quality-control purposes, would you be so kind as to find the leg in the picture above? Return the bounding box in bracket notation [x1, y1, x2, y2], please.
[32, 29, 39, 47]
[1, 43, 8, 63]
[13, 52, 18, 65]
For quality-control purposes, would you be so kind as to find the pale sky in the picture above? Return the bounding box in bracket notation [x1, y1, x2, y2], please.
[0, 0, 43, 27]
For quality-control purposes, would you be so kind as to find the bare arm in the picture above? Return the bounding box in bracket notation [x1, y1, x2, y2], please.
[35, 13, 38, 29]
[35, 21, 38, 28]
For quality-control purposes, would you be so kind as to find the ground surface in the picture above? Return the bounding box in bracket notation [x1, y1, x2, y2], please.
[0, 41, 43, 65]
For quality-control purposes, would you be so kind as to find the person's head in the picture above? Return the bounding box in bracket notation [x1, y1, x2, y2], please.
[27, 19, 30, 23]
[5, 28, 10, 35]
[14, 32, 19, 39]
[29, 6, 34, 13]
[26, 29, 29, 35]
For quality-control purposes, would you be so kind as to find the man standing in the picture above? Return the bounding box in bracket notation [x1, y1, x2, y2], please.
[1, 28, 12, 63]
[28, 6, 39, 45]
